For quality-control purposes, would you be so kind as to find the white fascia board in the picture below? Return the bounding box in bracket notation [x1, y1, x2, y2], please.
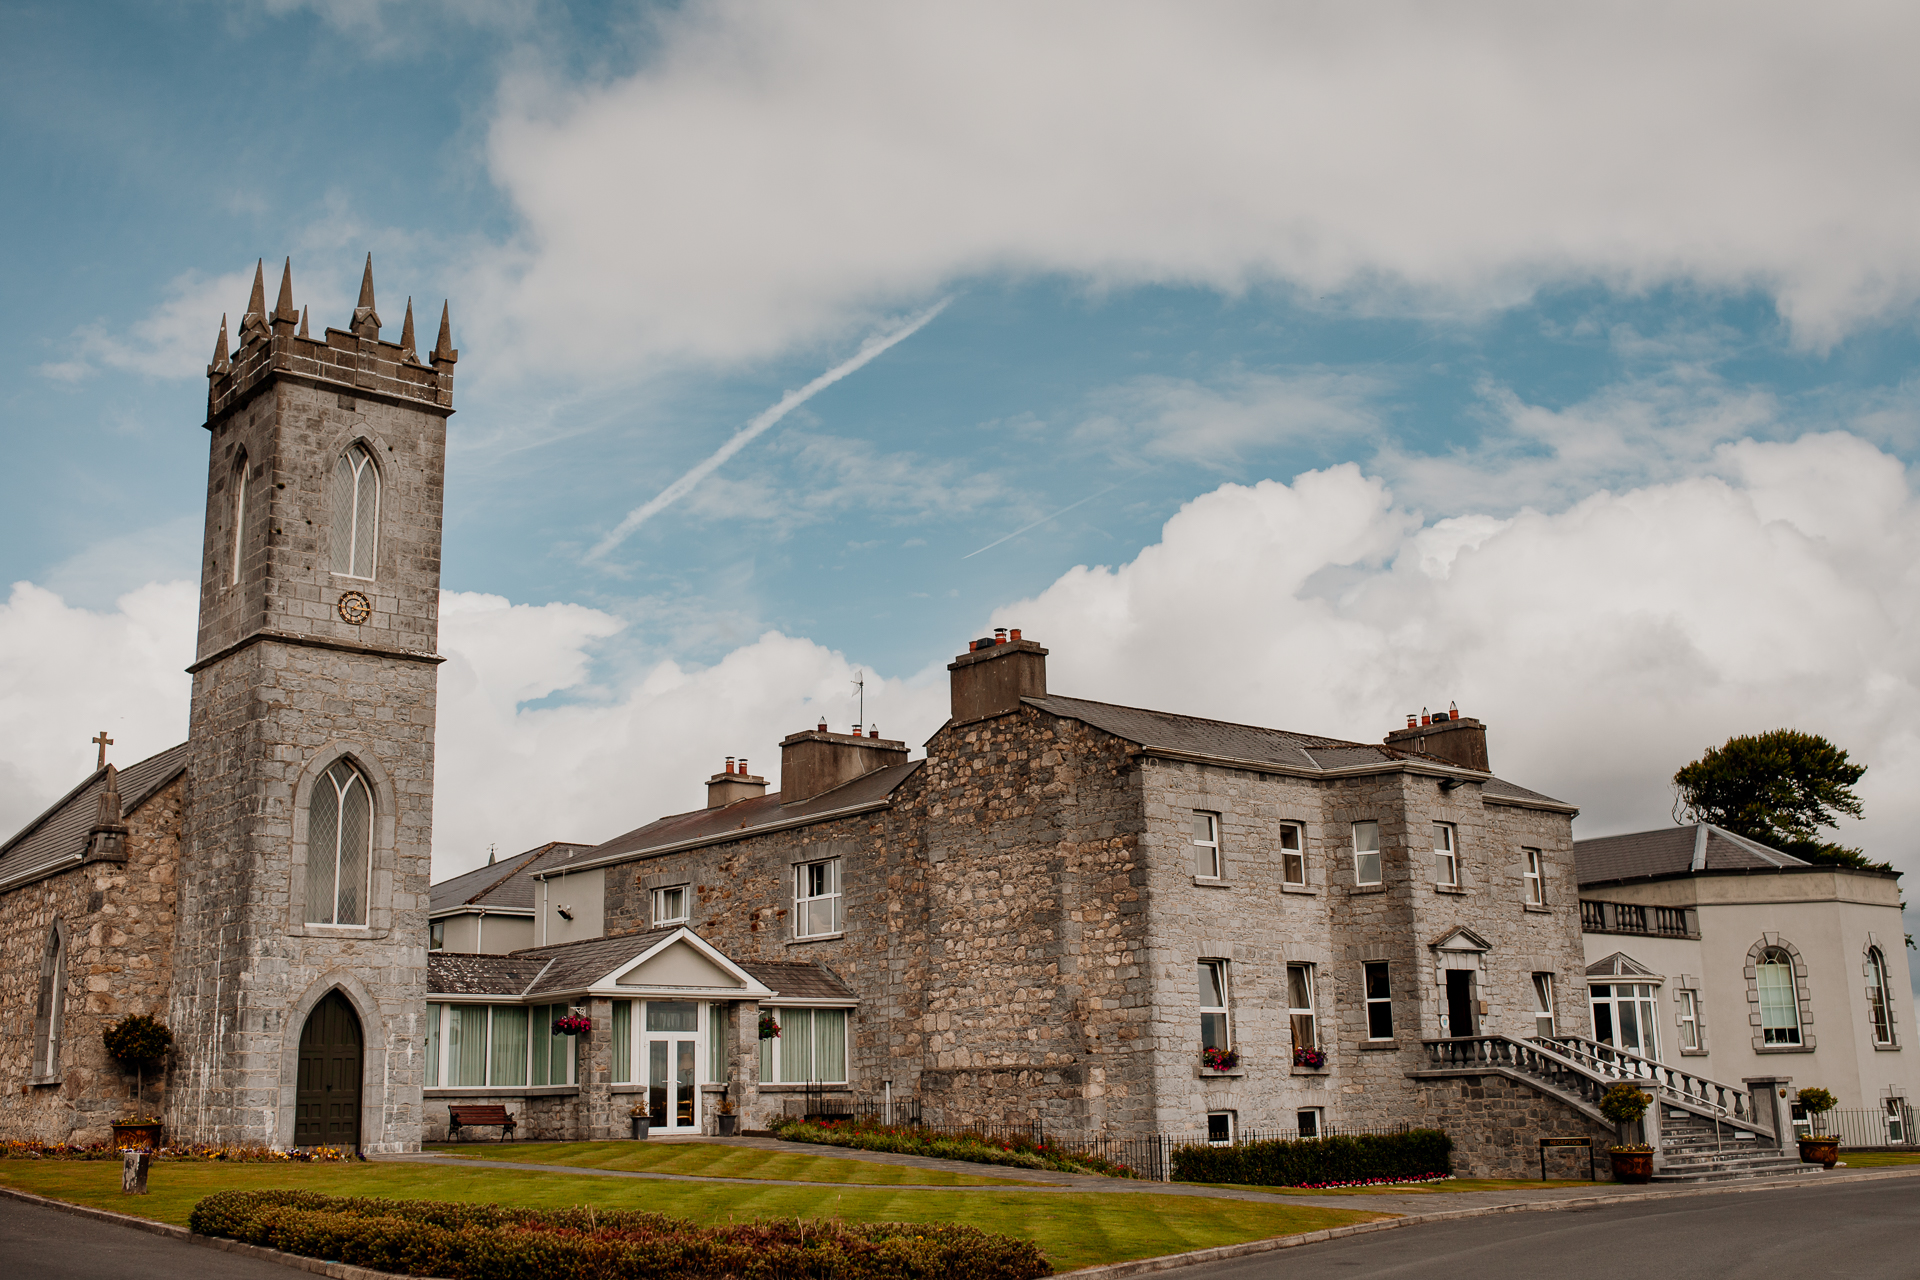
[598, 926, 777, 999]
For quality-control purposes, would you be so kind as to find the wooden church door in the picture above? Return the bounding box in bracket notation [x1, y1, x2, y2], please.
[295, 991, 363, 1149]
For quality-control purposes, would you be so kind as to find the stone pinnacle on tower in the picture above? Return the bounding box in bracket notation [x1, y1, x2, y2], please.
[239, 259, 270, 345]
[271, 257, 299, 335]
[298, 306, 309, 338]
[208, 314, 231, 376]
[430, 301, 458, 366]
[351, 252, 381, 339]
[399, 297, 417, 362]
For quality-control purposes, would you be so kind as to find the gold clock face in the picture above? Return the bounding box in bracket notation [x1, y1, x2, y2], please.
[338, 590, 373, 625]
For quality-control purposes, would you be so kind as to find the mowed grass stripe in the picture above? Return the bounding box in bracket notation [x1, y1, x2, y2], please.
[422, 1140, 1041, 1185]
[0, 1158, 1384, 1272]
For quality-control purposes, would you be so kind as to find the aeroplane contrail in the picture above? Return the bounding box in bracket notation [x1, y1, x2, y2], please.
[961, 484, 1121, 559]
[587, 297, 954, 561]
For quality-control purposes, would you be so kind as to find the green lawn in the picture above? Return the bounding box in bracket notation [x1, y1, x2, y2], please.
[1834, 1150, 1920, 1168]
[0, 1158, 1385, 1272]
[422, 1140, 1041, 1185]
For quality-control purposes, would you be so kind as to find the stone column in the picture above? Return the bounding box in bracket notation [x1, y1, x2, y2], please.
[582, 998, 615, 1140]
[1744, 1076, 1793, 1149]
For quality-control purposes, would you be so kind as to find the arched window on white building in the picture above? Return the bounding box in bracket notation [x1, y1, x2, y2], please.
[1867, 946, 1895, 1046]
[330, 444, 379, 579]
[306, 760, 373, 926]
[1757, 948, 1803, 1046]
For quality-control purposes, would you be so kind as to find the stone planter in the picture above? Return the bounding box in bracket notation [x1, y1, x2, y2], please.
[1798, 1136, 1840, 1169]
[717, 1115, 738, 1137]
[111, 1122, 162, 1152]
[1609, 1149, 1653, 1184]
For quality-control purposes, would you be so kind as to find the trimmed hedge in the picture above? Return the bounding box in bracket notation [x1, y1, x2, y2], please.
[770, 1118, 1135, 1178]
[188, 1190, 1053, 1280]
[1170, 1129, 1452, 1187]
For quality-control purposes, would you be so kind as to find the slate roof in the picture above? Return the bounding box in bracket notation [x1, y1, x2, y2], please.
[1023, 695, 1575, 808]
[1587, 952, 1662, 978]
[1575, 823, 1811, 887]
[426, 929, 851, 1003]
[574, 761, 922, 866]
[429, 841, 596, 914]
[0, 743, 191, 891]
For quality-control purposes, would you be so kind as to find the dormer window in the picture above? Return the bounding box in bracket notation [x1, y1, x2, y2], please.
[330, 444, 379, 579]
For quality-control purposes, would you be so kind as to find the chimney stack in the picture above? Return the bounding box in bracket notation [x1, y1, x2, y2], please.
[1383, 703, 1490, 772]
[948, 629, 1047, 723]
[707, 758, 769, 808]
[778, 727, 908, 805]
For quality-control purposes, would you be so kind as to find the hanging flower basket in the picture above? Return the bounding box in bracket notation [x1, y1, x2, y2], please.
[1201, 1047, 1239, 1072]
[1293, 1047, 1327, 1069]
[552, 1013, 592, 1036]
[758, 1010, 782, 1041]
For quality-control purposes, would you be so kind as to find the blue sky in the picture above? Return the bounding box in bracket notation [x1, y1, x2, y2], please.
[6, 3, 1920, 992]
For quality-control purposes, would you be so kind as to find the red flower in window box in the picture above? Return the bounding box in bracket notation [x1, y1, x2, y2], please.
[1201, 1048, 1239, 1072]
[551, 1014, 592, 1036]
[1293, 1047, 1327, 1069]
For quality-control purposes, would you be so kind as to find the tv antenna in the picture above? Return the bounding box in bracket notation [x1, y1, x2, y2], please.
[852, 670, 865, 730]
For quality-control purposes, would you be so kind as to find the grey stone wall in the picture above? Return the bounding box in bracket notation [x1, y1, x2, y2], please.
[0, 776, 185, 1145]
[1410, 1073, 1615, 1179]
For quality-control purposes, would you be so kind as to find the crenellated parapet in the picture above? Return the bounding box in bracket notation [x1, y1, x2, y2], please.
[205, 254, 456, 426]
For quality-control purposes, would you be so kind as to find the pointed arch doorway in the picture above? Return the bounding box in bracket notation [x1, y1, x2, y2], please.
[295, 991, 363, 1149]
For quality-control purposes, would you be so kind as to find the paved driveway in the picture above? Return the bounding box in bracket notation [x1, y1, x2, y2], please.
[1176, 1177, 1920, 1280]
[0, 1194, 292, 1280]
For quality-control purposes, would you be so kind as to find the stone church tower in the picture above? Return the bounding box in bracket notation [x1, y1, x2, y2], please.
[167, 257, 454, 1152]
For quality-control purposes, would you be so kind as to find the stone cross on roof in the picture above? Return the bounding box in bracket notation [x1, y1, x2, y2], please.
[92, 730, 113, 770]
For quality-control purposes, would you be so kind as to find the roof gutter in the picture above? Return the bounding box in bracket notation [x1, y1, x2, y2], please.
[534, 797, 896, 878]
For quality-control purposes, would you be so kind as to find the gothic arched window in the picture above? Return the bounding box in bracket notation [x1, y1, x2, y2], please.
[32, 924, 66, 1079]
[306, 760, 373, 926]
[1756, 947, 1803, 1046]
[1867, 946, 1895, 1045]
[330, 444, 379, 579]
[230, 452, 248, 587]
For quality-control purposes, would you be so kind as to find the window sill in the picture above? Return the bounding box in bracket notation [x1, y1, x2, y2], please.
[1348, 884, 1386, 895]
[1291, 1065, 1331, 1076]
[654, 919, 690, 929]
[1433, 884, 1467, 895]
[1197, 1067, 1246, 1079]
[425, 1085, 579, 1098]
[1280, 883, 1318, 895]
[1754, 1043, 1816, 1054]
[1358, 1040, 1399, 1052]
[27, 1075, 61, 1088]
[1522, 903, 1554, 914]
[1874, 1043, 1903, 1051]
[787, 932, 845, 946]
[1679, 1048, 1710, 1057]
[291, 924, 386, 939]
[1192, 876, 1233, 889]
[755, 1082, 851, 1092]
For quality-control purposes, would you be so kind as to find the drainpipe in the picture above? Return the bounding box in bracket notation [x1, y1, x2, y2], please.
[476, 907, 484, 954]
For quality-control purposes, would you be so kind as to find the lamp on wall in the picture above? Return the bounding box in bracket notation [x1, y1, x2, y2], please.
[557, 905, 574, 921]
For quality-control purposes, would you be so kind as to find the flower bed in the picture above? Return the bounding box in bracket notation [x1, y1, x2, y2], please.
[189, 1191, 1053, 1280]
[771, 1118, 1136, 1178]
[1171, 1129, 1452, 1187]
[1, 1141, 353, 1162]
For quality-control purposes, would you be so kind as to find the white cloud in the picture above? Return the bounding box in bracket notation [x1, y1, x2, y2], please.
[477, 2, 1920, 374]
[991, 436, 1920, 879]
[1078, 370, 1382, 467]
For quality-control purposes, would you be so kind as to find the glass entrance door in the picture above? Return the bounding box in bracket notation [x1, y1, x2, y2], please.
[645, 1001, 701, 1132]
[1589, 982, 1661, 1061]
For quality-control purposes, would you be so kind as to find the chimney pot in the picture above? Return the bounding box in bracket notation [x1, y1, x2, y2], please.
[1421, 708, 1431, 726]
[1010, 628, 1021, 641]
[994, 628, 1008, 644]
[1406, 714, 1416, 729]
[817, 719, 828, 732]
[738, 758, 747, 773]
[1449, 701, 1460, 721]
[868, 726, 878, 738]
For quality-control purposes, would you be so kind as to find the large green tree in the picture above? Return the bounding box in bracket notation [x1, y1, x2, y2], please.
[1672, 729, 1883, 870]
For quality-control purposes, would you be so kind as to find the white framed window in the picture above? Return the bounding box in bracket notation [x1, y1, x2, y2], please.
[1757, 949, 1802, 1046]
[653, 885, 689, 926]
[1532, 972, 1556, 1038]
[1199, 960, 1230, 1051]
[1867, 947, 1895, 1045]
[1590, 981, 1661, 1060]
[708, 1002, 729, 1083]
[1433, 822, 1457, 886]
[794, 858, 842, 937]
[1677, 988, 1701, 1051]
[1206, 1111, 1235, 1145]
[1352, 821, 1381, 885]
[330, 443, 380, 579]
[1288, 963, 1317, 1052]
[306, 760, 372, 926]
[429, 919, 445, 951]
[756, 1006, 849, 1083]
[1364, 961, 1394, 1039]
[1279, 823, 1306, 885]
[1523, 848, 1545, 904]
[1296, 1107, 1323, 1139]
[1885, 1097, 1908, 1145]
[427, 1002, 577, 1089]
[1192, 812, 1221, 878]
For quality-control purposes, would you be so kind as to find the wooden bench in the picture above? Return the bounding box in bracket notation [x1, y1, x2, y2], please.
[447, 1104, 517, 1142]
[1538, 1135, 1598, 1181]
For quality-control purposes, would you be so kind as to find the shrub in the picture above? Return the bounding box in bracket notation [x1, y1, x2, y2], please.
[188, 1191, 1052, 1280]
[103, 1014, 173, 1068]
[771, 1118, 1136, 1178]
[1170, 1130, 1452, 1187]
[1598, 1083, 1652, 1126]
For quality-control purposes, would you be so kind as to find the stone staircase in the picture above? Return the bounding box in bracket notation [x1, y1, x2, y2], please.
[1649, 1105, 1816, 1183]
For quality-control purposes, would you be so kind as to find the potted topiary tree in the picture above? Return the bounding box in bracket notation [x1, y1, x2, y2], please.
[716, 1089, 738, 1137]
[1600, 1082, 1654, 1183]
[1796, 1088, 1840, 1168]
[103, 1014, 172, 1151]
